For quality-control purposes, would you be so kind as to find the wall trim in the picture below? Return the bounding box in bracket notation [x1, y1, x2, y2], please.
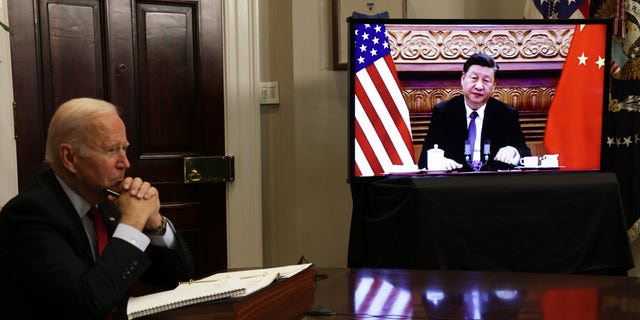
[0, 0, 18, 205]
[223, 0, 263, 268]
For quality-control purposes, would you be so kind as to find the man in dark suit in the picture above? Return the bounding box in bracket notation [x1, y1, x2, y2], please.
[418, 53, 531, 171]
[0, 98, 194, 319]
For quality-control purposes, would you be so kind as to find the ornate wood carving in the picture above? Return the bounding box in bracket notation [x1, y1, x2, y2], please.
[387, 24, 574, 70]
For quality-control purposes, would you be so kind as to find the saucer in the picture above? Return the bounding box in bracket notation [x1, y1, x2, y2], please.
[516, 166, 563, 170]
[423, 169, 449, 174]
[383, 170, 425, 175]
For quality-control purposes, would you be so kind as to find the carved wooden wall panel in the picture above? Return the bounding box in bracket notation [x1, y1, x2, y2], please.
[387, 24, 573, 70]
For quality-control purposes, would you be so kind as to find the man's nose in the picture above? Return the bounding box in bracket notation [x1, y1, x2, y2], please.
[118, 151, 130, 169]
[474, 80, 484, 89]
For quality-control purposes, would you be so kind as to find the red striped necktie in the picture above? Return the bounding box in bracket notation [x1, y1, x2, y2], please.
[88, 205, 108, 255]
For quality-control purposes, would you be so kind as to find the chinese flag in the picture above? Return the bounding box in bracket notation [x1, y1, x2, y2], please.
[543, 24, 607, 170]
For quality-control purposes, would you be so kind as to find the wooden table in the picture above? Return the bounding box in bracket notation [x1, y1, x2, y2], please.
[307, 268, 640, 319]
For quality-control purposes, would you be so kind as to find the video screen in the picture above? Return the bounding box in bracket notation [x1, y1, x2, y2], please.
[348, 18, 612, 181]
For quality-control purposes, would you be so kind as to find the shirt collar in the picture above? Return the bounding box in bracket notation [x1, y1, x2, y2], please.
[464, 100, 486, 119]
[55, 174, 92, 219]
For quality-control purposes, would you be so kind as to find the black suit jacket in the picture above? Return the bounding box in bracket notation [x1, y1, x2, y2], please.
[418, 95, 531, 171]
[0, 170, 195, 319]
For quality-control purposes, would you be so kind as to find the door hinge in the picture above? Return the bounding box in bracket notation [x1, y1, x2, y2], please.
[12, 100, 17, 140]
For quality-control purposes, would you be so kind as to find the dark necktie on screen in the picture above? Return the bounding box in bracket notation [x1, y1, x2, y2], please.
[468, 111, 479, 160]
[88, 205, 108, 255]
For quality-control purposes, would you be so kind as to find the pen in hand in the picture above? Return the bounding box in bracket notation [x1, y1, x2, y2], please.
[102, 188, 121, 198]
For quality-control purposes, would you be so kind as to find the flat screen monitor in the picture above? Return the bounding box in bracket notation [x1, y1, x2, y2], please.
[347, 18, 612, 182]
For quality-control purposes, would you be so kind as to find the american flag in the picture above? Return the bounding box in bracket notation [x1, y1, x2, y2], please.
[524, 0, 591, 19]
[353, 23, 415, 177]
[599, 0, 640, 242]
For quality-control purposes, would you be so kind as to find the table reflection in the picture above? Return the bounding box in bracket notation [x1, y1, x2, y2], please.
[424, 289, 523, 319]
[354, 277, 413, 316]
[344, 269, 611, 319]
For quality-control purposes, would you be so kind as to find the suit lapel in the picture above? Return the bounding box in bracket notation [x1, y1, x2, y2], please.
[480, 98, 497, 142]
[40, 171, 96, 264]
[454, 96, 470, 137]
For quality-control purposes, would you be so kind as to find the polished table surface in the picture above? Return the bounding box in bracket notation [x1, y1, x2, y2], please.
[348, 171, 634, 275]
[307, 268, 640, 319]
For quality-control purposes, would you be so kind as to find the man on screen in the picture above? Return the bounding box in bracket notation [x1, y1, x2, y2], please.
[418, 53, 531, 171]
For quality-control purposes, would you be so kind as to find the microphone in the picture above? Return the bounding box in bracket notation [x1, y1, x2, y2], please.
[483, 140, 491, 161]
[464, 140, 471, 161]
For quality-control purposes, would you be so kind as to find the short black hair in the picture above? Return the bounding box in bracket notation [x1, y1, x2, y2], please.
[463, 53, 499, 73]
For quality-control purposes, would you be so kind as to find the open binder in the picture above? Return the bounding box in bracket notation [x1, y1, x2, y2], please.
[126, 263, 313, 319]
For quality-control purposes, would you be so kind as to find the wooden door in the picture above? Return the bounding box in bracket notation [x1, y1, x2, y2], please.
[8, 0, 226, 277]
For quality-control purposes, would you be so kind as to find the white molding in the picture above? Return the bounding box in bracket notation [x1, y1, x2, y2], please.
[0, 0, 18, 205]
[223, 0, 263, 268]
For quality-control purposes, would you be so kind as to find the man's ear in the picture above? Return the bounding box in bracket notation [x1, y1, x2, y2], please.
[60, 143, 78, 173]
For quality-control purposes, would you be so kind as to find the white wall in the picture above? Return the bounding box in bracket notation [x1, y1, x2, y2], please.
[290, 0, 352, 266]
[406, 0, 526, 19]
[260, 1, 350, 267]
[0, 0, 18, 206]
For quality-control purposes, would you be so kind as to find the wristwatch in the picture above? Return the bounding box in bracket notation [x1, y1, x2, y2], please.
[145, 216, 167, 236]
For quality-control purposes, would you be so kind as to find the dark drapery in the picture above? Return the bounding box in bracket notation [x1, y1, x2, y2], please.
[348, 171, 633, 275]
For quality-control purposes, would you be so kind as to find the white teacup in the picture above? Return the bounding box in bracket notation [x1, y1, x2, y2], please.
[519, 156, 539, 167]
[427, 144, 446, 170]
[540, 154, 559, 167]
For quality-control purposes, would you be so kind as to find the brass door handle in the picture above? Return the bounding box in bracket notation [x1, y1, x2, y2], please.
[186, 169, 202, 183]
[183, 156, 234, 184]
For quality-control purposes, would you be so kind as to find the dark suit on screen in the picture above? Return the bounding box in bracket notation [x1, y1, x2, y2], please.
[418, 95, 530, 171]
[0, 170, 194, 319]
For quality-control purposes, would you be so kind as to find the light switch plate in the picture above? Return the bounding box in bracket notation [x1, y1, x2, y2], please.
[259, 81, 279, 104]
